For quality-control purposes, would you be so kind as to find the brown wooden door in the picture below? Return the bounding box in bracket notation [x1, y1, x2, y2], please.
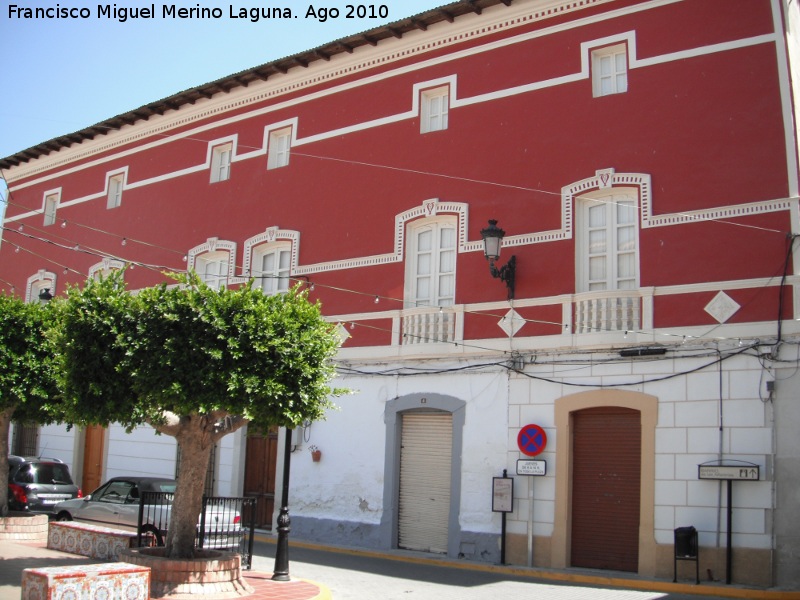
[570, 407, 641, 572]
[243, 428, 278, 529]
[81, 425, 105, 495]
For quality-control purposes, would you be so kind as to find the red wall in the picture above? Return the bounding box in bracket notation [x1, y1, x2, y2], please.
[2, 0, 794, 340]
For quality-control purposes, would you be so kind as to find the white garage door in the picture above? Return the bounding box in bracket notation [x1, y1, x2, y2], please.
[398, 411, 452, 554]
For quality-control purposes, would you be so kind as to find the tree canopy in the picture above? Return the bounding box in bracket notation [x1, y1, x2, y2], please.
[53, 271, 344, 556]
[0, 293, 61, 515]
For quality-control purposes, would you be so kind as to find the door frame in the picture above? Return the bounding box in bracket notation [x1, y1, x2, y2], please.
[380, 393, 465, 557]
[552, 389, 657, 576]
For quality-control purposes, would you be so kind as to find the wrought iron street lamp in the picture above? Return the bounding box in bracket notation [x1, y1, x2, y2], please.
[480, 220, 516, 300]
[38, 288, 53, 305]
[272, 428, 293, 581]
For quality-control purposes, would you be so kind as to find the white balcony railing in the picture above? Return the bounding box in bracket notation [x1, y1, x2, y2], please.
[574, 291, 641, 334]
[402, 308, 456, 344]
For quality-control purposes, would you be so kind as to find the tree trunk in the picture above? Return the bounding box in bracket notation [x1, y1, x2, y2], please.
[165, 415, 213, 559]
[0, 407, 15, 517]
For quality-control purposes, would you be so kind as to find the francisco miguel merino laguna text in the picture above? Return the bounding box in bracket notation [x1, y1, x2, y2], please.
[8, 3, 389, 22]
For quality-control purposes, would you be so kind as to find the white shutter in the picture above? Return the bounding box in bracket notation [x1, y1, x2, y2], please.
[398, 412, 452, 554]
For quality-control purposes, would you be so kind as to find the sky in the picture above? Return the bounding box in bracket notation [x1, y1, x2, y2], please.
[0, 0, 447, 216]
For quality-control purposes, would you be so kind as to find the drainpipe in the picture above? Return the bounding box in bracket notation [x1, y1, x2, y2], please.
[716, 348, 724, 549]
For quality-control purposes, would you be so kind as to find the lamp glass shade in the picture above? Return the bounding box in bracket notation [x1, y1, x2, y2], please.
[480, 220, 505, 261]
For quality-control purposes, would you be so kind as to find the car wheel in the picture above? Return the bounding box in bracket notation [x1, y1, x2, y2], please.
[140, 524, 164, 547]
[56, 512, 72, 522]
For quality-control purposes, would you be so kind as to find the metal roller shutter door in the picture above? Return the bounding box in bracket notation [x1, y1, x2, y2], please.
[398, 412, 452, 554]
[570, 406, 641, 572]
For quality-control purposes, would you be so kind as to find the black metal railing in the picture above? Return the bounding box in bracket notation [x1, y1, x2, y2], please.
[138, 492, 256, 569]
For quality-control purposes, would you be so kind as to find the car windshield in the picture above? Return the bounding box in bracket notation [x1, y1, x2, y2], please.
[24, 463, 73, 485]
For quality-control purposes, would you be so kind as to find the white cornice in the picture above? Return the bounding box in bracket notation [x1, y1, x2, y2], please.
[5, 0, 623, 183]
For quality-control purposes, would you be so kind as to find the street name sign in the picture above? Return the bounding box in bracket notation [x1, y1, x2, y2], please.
[698, 465, 760, 480]
[516, 459, 546, 476]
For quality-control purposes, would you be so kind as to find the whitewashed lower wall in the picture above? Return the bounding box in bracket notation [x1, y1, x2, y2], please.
[503, 347, 775, 554]
[26, 338, 792, 581]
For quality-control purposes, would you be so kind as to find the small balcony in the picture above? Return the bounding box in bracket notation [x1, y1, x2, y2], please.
[573, 291, 642, 334]
[401, 307, 456, 345]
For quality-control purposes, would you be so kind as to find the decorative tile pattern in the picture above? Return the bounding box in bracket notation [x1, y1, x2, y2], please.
[21, 563, 149, 600]
[48, 522, 137, 561]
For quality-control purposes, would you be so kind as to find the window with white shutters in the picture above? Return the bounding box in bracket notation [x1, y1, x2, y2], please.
[592, 44, 628, 97]
[421, 87, 449, 133]
[253, 244, 291, 295]
[211, 143, 232, 183]
[197, 252, 229, 290]
[43, 194, 58, 226]
[268, 128, 292, 170]
[409, 219, 456, 307]
[107, 174, 124, 208]
[578, 194, 639, 292]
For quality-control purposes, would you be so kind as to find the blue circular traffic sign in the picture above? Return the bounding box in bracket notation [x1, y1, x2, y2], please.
[517, 424, 547, 457]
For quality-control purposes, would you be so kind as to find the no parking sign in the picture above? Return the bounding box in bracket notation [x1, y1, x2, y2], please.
[517, 424, 547, 457]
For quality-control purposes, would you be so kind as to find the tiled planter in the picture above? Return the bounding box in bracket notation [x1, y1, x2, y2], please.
[119, 547, 254, 598]
[48, 521, 139, 560]
[21, 562, 150, 600]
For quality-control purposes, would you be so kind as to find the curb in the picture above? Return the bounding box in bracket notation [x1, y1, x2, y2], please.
[253, 534, 800, 600]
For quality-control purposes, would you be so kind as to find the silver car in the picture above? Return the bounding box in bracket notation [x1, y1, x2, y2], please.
[53, 476, 242, 549]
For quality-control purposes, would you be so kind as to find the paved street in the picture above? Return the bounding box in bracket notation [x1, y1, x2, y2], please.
[250, 536, 756, 600]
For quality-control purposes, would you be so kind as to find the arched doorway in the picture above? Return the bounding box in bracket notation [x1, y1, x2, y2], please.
[552, 390, 657, 576]
[380, 393, 465, 557]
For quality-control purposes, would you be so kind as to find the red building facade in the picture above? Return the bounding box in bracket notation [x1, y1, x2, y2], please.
[2, 0, 799, 588]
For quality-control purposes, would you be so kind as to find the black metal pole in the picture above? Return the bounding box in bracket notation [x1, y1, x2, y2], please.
[272, 428, 293, 581]
[501, 469, 507, 565]
[726, 480, 732, 585]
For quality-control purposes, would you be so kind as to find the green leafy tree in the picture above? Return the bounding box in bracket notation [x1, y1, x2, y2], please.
[54, 271, 343, 557]
[0, 294, 61, 516]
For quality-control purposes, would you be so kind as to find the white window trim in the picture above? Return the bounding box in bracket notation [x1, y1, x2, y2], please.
[210, 142, 233, 183]
[420, 86, 450, 133]
[42, 190, 60, 226]
[591, 43, 628, 97]
[187, 238, 237, 290]
[242, 227, 300, 279]
[88, 258, 125, 280]
[267, 127, 293, 170]
[26, 270, 57, 304]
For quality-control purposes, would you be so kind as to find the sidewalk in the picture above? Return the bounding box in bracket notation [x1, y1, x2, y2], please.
[3, 536, 799, 600]
[0, 538, 330, 600]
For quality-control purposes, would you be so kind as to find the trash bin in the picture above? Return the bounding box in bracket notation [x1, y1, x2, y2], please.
[674, 526, 697, 558]
[673, 526, 699, 584]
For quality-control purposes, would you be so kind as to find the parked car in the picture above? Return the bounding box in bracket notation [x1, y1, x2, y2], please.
[7, 455, 82, 515]
[53, 476, 242, 549]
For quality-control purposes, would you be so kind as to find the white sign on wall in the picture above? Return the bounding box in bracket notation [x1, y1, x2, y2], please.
[698, 465, 760, 481]
[516, 459, 546, 476]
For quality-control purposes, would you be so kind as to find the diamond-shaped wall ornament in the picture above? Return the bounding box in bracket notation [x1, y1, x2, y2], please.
[705, 291, 740, 323]
[335, 323, 352, 344]
[499, 309, 525, 337]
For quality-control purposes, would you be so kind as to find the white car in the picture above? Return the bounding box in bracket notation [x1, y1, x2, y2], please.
[53, 476, 242, 549]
